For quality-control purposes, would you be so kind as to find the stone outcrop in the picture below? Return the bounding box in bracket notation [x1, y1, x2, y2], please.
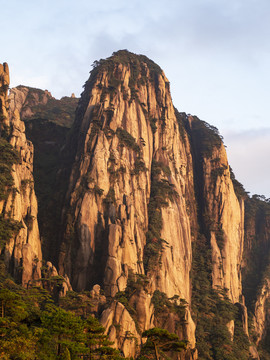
[100, 301, 141, 358]
[253, 279, 270, 345]
[0, 63, 10, 126]
[57, 52, 197, 355]
[9, 85, 52, 119]
[8, 86, 78, 264]
[241, 195, 270, 350]
[0, 63, 42, 286]
[187, 116, 245, 303]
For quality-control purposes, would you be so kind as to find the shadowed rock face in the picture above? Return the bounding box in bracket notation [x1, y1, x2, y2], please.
[0, 64, 42, 286]
[186, 117, 245, 304]
[9, 86, 78, 265]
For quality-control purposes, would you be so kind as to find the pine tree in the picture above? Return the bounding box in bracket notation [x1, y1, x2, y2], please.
[139, 327, 187, 360]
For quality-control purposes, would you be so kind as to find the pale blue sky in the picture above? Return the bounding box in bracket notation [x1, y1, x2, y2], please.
[2, 0, 270, 197]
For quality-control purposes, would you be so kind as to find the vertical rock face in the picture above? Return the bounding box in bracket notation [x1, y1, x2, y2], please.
[242, 196, 270, 346]
[100, 301, 141, 358]
[187, 116, 244, 304]
[0, 63, 42, 286]
[58, 51, 197, 351]
[201, 144, 244, 303]
[0, 63, 10, 124]
[8, 86, 78, 264]
[253, 279, 270, 345]
[59, 53, 193, 296]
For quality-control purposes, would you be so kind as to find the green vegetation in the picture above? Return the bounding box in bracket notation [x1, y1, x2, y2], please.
[0, 215, 23, 251]
[174, 109, 187, 143]
[144, 161, 177, 273]
[104, 126, 115, 140]
[188, 116, 223, 158]
[138, 327, 187, 360]
[85, 50, 163, 108]
[115, 272, 149, 334]
[0, 113, 11, 141]
[0, 138, 22, 250]
[103, 187, 116, 205]
[0, 84, 9, 96]
[116, 127, 140, 153]
[242, 195, 270, 311]
[132, 157, 147, 175]
[93, 185, 104, 196]
[0, 273, 122, 360]
[0, 138, 20, 200]
[20, 179, 34, 192]
[152, 290, 187, 327]
[116, 285, 188, 358]
[20, 87, 78, 128]
[115, 127, 147, 175]
[191, 234, 250, 359]
[215, 224, 225, 250]
[229, 166, 247, 200]
[91, 50, 162, 85]
[75, 174, 104, 199]
[59, 291, 94, 318]
[211, 164, 227, 183]
[149, 117, 157, 134]
[151, 160, 171, 177]
[259, 314, 270, 360]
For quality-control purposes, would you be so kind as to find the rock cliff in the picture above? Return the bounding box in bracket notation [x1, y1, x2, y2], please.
[9, 86, 78, 263]
[54, 50, 252, 357]
[55, 51, 198, 355]
[242, 195, 270, 352]
[187, 116, 245, 304]
[0, 64, 42, 286]
[3, 51, 270, 359]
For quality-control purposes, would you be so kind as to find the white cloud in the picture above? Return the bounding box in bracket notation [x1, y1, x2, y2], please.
[224, 128, 270, 198]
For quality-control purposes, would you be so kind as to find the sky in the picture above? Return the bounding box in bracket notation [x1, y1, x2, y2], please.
[1, 0, 270, 197]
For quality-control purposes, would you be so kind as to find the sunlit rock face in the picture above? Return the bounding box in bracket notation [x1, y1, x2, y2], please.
[7, 50, 265, 358]
[57, 51, 197, 354]
[55, 50, 260, 357]
[0, 64, 42, 286]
